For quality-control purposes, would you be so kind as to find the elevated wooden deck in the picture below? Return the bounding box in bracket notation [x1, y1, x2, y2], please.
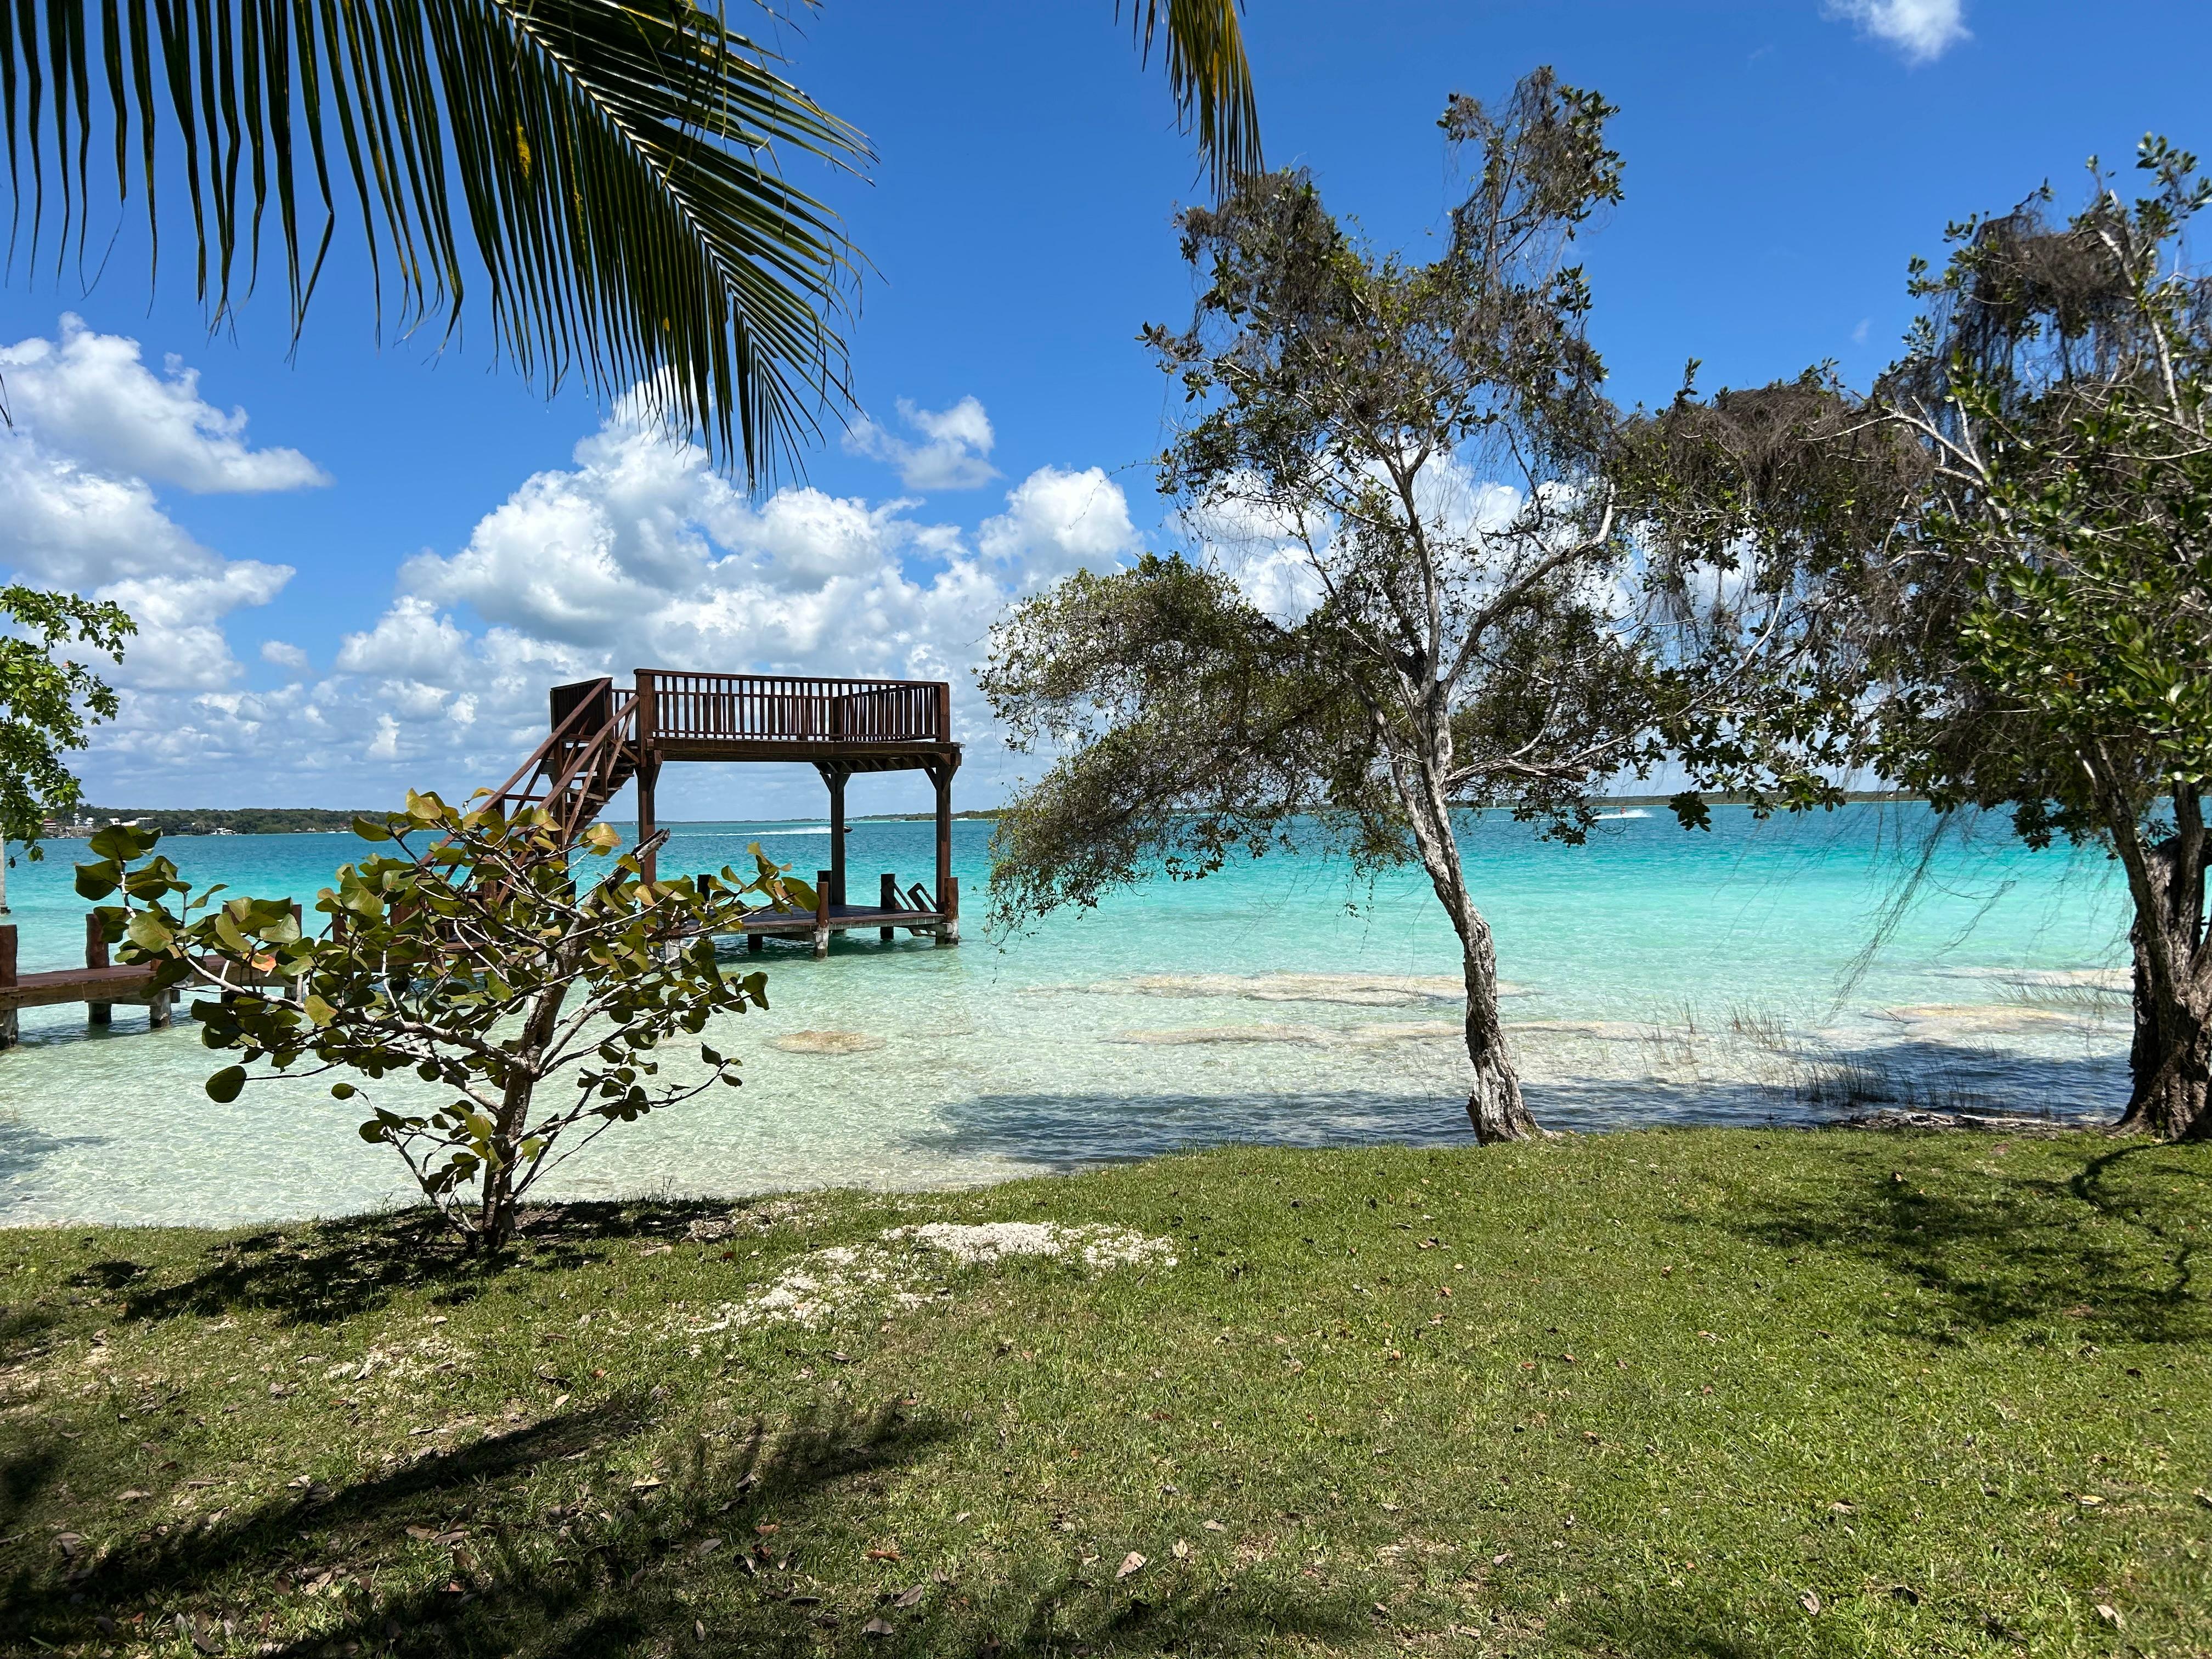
[492, 672, 966, 957]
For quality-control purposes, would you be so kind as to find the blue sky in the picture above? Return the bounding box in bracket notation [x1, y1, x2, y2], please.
[3, 0, 2208, 818]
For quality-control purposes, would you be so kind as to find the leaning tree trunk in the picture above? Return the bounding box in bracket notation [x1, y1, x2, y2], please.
[1432, 877, 1539, 1142]
[2114, 836, 2211, 1141]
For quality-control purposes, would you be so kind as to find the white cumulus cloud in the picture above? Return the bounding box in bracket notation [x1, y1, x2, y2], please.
[978, 465, 1143, 587]
[843, 396, 1000, 490]
[10, 348, 1150, 814]
[1825, 0, 1967, 63]
[0, 314, 327, 493]
[0, 318, 313, 701]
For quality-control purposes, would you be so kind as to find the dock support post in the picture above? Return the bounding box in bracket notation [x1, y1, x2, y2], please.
[813, 868, 832, 960]
[148, 989, 173, 1029]
[748, 931, 764, 954]
[881, 872, 897, 941]
[634, 669, 661, 882]
[927, 753, 959, 946]
[0, 923, 16, 1050]
[938, 874, 961, 946]
[635, 759, 660, 883]
[86, 911, 112, 1026]
[825, 767, 848, 909]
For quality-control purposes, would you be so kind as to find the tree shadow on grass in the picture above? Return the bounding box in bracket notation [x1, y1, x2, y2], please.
[107, 1198, 771, 1329]
[4, 1377, 1376, 1659]
[1706, 1135, 2209, 1347]
[0, 1389, 964, 1654]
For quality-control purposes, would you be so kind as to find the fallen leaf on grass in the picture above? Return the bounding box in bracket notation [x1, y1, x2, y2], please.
[862, 1616, 895, 1638]
[894, 1584, 927, 1608]
[117, 1489, 151, 1502]
[2096, 1605, 2123, 1628]
[1799, 1592, 1821, 1615]
[865, 1546, 901, 1561]
[1202, 1520, 1226, 1532]
[631, 1477, 664, 1492]
[1171, 1539, 1190, 1560]
[1116, 1551, 1147, 1579]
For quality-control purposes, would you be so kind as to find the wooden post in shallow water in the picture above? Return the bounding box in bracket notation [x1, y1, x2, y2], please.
[813, 868, 832, 960]
[926, 752, 960, 946]
[881, 872, 897, 941]
[86, 911, 112, 1026]
[0, 924, 16, 1048]
[937, 876, 960, 947]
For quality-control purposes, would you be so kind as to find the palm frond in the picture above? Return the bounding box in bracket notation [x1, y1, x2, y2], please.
[1124, 0, 1263, 198]
[0, 1, 870, 484]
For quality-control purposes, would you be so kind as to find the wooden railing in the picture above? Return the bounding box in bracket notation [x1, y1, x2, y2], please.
[484, 678, 641, 838]
[637, 672, 950, 746]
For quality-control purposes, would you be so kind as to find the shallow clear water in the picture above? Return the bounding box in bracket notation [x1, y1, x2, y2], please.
[0, 804, 2132, 1226]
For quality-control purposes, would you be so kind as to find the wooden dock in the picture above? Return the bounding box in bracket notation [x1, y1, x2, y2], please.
[0, 673, 967, 1049]
[725, 869, 960, 958]
[0, 915, 173, 1048]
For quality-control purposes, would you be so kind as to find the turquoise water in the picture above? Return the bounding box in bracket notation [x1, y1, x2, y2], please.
[0, 805, 2133, 1226]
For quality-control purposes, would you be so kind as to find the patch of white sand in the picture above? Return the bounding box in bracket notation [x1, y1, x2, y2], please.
[1881, 1003, 2109, 1032]
[1107, 1020, 1461, 1047]
[679, 1221, 1175, 1336]
[1929, 966, 2127, 990]
[1030, 972, 1528, 1007]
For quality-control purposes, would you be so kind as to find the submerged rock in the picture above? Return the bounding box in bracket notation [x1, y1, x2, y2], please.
[770, 1030, 887, 1055]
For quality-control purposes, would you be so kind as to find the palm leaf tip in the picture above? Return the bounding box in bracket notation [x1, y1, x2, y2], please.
[1124, 0, 1264, 198]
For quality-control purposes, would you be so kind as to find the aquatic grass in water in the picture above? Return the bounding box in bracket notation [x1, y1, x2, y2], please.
[0, 803, 2135, 1225]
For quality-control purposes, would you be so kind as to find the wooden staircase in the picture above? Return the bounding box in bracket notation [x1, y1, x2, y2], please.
[482, 678, 641, 844]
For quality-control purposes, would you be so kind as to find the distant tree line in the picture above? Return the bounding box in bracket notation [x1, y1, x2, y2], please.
[75, 808, 381, 837]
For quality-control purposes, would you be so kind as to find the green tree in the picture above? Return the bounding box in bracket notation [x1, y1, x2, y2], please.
[0, 585, 136, 912]
[1633, 143, 2212, 1140]
[981, 72, 1837, 1142]
[77, 794, 800, 1248]
[0, 0, 1261, 483]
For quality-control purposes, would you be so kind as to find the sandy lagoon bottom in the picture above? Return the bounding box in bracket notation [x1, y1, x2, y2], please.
[0, 806, 2134, 1226]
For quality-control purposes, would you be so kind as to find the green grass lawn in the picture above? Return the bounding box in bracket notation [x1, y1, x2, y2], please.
[3, 1128, 2208, 1658]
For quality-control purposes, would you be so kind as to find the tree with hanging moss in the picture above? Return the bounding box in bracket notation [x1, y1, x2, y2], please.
[1630, 140, 2212, 1140]
[983, 72, 1843, 1142]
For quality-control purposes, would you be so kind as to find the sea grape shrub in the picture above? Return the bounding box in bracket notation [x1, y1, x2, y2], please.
[75, 797, 808, 1248]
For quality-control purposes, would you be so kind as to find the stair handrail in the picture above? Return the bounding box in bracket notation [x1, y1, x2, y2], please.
[531, 693, 639, 836]
[483, 677, 622, 812]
